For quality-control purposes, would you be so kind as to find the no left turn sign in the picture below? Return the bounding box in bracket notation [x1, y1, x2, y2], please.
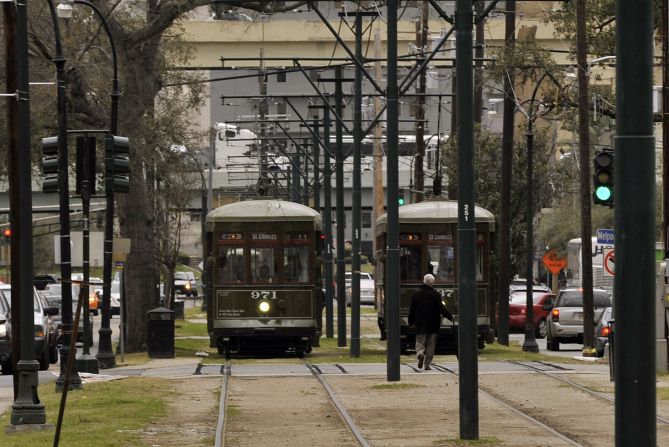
[603, 248, 615, 277]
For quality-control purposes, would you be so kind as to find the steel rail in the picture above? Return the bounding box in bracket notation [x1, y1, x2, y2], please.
[305, 361, 370, 447]
[214, 361, 231, 447]
[508, 360, 669, 425]
[431, 363, 583, 447]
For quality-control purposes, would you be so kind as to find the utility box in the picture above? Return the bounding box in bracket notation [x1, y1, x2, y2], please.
[147, 307, 174, 358]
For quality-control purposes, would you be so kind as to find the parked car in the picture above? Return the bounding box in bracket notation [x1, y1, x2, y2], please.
[174, 271, 198, 297]
[0, 290, 10, 374]
[40, 286, 94, 347]
[497, 291, 555, 338]
[545, 287, 613, 351]
[346, 272, 375, 306]
[70, 274, 102, 315]
[594, 307, 614, 357]
[0, 283, 60, 371]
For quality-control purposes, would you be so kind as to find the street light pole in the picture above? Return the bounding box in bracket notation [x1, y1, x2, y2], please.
[521, 71, 553, 354]
[8, 0, 47, 425]
[60, 0, 120, 369]
[46, 0, 82, 392]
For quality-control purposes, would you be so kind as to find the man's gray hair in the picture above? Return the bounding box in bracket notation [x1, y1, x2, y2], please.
[423, 273, 435, 286]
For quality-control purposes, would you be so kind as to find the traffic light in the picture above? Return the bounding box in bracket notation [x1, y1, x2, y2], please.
[105, 135, 130, 193]
[2, 228, 10, 243]
[41, 136, 59, 193]
[398, 188, 405, 206]
[76, 136, 97, 195]
[593, 150, 614, 206]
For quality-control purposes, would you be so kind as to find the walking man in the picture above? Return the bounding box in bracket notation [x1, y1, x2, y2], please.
[408, 273, 453, 370]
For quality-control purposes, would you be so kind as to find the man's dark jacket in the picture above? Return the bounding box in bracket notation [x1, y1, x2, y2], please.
[408, 284, 453, 334]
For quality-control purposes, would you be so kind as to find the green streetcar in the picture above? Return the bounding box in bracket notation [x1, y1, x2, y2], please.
[205, 199, 323, 358]
[375, 200, 496, 353]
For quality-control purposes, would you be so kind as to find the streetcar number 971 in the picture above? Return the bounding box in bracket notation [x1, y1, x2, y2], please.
[251, 290, 277, 300]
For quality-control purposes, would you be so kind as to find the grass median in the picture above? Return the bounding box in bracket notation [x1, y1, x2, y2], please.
[0, 377, 172, 446]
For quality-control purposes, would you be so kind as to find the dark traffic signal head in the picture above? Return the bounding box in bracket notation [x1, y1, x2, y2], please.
[105, 135, 130, 193]
[593, 150, 614, 206]
[41, 136, 60, 193]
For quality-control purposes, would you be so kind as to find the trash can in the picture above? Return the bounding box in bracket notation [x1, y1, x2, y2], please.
[173, 300, 185, 319]
[607, 319, 615, 382]
[147, 307, 175, 358]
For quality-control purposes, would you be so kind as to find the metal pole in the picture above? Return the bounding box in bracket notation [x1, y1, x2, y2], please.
[9, 0, 47, 424]
[386, 0, 401, 382]
[615, 0, 656, 444]
[323, 106, 334, 338]
[313, 118, 321, 211]
[663, 0, 669, 260]
[76, 136, 99, 373]
[292, 149, 301, 202]
[72, 0, 119, 370]
[47, 0, 81, 391]
[496, 0, 515, 346]
[335, 66, 347, 347]
[350, 13, 363, 358]
[522, 120, 538, 352]
[456, 0, 479, 438]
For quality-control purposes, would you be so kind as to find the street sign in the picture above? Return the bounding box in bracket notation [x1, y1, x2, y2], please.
[596, 229, 615, 245]
[542, 251, 567, 274]
[603, 248, 615, 276]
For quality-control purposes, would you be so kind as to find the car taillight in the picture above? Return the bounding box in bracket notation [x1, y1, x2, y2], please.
[601, 326, 611, 337]
[551, 308, 559, 322]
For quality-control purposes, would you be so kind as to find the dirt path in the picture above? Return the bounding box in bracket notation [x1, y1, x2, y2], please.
[140, 377, 219, 447]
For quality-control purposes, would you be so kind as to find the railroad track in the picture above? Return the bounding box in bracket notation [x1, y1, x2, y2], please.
[430, 363, 585, 447]
[509, 360, 669, 425]
[213, 359, 369, 447]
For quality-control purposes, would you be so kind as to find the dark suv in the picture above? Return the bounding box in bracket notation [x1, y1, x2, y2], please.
[546, 287, 612, 351]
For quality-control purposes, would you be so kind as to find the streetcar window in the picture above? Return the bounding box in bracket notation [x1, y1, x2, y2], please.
[428, 246, 455, 283]
[399, 246, 422, 281]
[217, 247, 245, 284]
[284, 246, 309, 283]
[251, 248, 276, 283]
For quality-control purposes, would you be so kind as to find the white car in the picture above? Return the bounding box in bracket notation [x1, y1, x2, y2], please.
[345, 273, 375, 306]
[174, 271, 198, 297]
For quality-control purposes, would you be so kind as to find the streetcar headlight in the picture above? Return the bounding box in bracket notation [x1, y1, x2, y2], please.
[258, 301, 271, 313]
[185, 283, 192, 290]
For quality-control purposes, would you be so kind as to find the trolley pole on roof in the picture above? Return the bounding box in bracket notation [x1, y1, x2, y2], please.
[456, 0, 479, 439]
[386, 0, 401, 382]
[323, 106, 334, 339]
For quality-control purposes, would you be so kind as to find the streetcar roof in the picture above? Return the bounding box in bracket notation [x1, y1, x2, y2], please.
[375, 200, 495, 226]
[206, 199, 322, 226]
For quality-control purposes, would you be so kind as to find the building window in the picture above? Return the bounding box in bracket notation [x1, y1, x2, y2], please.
[362, 211, 372, 229]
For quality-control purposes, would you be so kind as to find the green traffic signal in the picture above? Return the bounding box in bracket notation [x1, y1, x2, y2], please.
[595, 185, 612, 201]
[398, 197, 405, 206]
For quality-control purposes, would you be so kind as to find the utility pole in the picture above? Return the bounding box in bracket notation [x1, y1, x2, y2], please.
[323, 106, 334, 339]
[615, 0, 656, 444]
[474, 1, 485, 124]
[413, 0, 429, 203]
[456, 0, 479, 439]
[576, 0, 595, 355]
[663, 0, 669, 260]
[373, 27, 384, 294]
[335, 66, 347, 347]
[497, 0, 516, 346]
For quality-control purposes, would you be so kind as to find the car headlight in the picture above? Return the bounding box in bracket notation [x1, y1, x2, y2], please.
[0, 324, 6, 338]
[258, 301, 271, 313]
[185, 283, 192, 290]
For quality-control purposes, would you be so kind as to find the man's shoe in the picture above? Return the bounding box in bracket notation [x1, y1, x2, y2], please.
[424, 365, 432, 371]
[417, 354, 424, 369]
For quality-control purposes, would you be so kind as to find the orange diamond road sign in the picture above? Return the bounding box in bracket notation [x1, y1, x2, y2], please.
[542, 251, 567, 274]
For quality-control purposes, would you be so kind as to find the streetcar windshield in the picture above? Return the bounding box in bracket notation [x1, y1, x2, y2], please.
[428, 246, 455, 283]
[399, 246, 421, 282]
[283, 246, 308, 283]
[251, 247, 276, 283]
[217, 247, 245, 284]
